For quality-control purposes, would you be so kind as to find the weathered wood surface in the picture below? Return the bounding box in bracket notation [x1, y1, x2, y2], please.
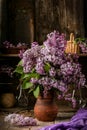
[57, 0, 84, 38]
[0, 0, 85, 44]
[2, 0, 34, 44]
[35, 0, 60, 43]
[0, 106, 75, 130]
[35, 0, 84, 43]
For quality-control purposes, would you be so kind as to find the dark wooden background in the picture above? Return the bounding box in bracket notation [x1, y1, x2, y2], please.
[0, 0, 86, 45]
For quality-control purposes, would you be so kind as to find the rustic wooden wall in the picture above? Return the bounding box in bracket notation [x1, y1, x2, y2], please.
[7, 0, 34, 44]
[0, 0, 85, 44]
[0, 0, 2, 44]
[84, 0, 87, 36]
[35, 0, 61, 43]
[1, 0, 34, 45]
[1, 0, 8, 44]
[57, 0, 84, 38]
[35, 0, 84, 43]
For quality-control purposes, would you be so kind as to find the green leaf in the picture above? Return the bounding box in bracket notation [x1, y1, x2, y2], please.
[31, 68, 35, 73]
[22, 81, 33, 89]
[44, 63, 51, 72]
[18, 60, 23, 65]
[22, 72, 40, 79]
[14, 65, 23, 74]
[30, 73, 40, 78]
[21, 73, 31, 79]
[33, 86, 40, 98]
[28, 88, 34, 93]
[75, 38, 87, 43]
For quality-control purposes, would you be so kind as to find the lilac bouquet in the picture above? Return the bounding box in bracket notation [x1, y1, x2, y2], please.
[15, 31, 86, 108]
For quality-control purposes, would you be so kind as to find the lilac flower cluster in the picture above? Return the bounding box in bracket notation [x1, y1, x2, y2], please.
[0, 65, 14, 77]
[4, 113, 37, 126]
[22, 42, 41, 73]
[75, 38, 87, 53]
[79, 42, 87, 53]
[3, 41, 15, 48]
[2, 41, 28, 48]
[16, 30, 86, 108]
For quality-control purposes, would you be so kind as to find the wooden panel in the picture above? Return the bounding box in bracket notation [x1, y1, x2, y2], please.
[58, 0, 84, 38]
[35, 0, 60, 43]
[7, 0, 34, 45]
[35, 0, 84, 43]
[1, 0, 85, 44]
[1, 0, 8, 43]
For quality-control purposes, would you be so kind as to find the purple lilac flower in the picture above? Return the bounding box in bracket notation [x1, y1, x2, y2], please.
[50, 79, 58, 88]
[79, 42, 87, 53]
[30, 78, 38, 84]
[78, 74, 86, 87]
[18, 49, 25, 58]
[58, 94, 63, 100]
[49, 67, 56, 77]
[4, 113, 37, 126]
[22, 45, 41, 73]
[0, 65, 13, 77]
[43, 85, 52, 97]
[35, 58, 45, 75]
[3, 41, 15, 48]
[60, 62, 74, 76]
[72, 98, 77, 108]
[38, 77, 51, 87]
[44, 30, 66, 49]
[17, 42, 26, 47]
[31, 42, 38, 47]
[57, 81, 68, 92]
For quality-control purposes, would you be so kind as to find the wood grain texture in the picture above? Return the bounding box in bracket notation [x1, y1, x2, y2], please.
[35, 0, 84, 43]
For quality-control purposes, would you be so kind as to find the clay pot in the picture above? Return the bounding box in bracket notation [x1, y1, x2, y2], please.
[34, 91, 58, 121]
[0, 93, 16, 108]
